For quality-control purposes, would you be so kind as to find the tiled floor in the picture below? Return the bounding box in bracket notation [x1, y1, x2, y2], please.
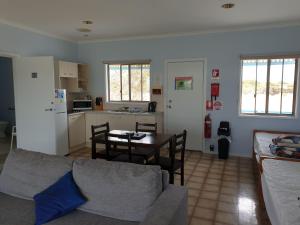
[69, 148, 271, 225]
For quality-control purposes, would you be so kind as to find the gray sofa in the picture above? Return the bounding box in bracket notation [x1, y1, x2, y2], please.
[0, 149, 187, 225]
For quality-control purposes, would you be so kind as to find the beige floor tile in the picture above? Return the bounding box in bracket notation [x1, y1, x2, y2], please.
[219, 194, 238, 203]
[215, 211, 238, 225]
[189, 176, 205, 183]
[203, 184, 220, 193]
[222, 181, 238, 188]
[197, 198, 218, 209]
[200, 191, 219, 200]
[188, 188, 201, 197]
[188, 206, 194, 216]
[217, 202, 237, 213]
[206, 178, 222, 185]
[192, 171, 207, 177]
[220, 187, 238, 195]
[187, 182, 202, 190]
[188, 197, 198, 206]
[190, 218, 213, 225]
[193, 207, 215, 220]
[208, 173, 222, 180]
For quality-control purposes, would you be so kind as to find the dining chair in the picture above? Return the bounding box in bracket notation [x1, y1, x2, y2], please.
[150, 130, 187, 185]
[91, 122, 119, 160]
[106, 132, 145, 164]
[132, 122, 158, 163]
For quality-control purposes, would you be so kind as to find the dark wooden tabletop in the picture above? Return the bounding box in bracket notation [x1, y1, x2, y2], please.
[108, 130, 174, 148]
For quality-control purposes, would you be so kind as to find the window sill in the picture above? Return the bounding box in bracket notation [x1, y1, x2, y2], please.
[105, 101, 149, 105]
[238, 113, 297, 120]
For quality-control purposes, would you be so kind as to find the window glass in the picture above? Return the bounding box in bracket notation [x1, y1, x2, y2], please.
[106, 63, 150, 102]
[142, 64, 150, 101]
[240, 57, 297, 116]
[109, 65, 121, 101]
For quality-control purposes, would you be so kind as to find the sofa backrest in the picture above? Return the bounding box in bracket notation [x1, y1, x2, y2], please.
[0, 149, 73, 200]
[73, 159, 163, 222]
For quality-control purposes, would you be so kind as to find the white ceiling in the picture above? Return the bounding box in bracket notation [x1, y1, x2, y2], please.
[0, 0, 300, 42]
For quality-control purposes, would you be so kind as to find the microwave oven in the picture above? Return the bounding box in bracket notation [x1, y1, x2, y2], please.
[73, 99, 92, 111]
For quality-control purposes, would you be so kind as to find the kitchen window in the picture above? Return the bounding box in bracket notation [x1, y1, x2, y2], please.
[240, 55, 298, 117]
[105, 61, 150, 102]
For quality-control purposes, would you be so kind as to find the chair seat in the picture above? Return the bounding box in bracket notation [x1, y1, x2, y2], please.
[132, 147, 156, 158]
[149, 157, 182, 171]
[112, 154, 145, 164]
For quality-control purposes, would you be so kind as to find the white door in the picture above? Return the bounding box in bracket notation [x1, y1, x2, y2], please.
[165, 60, 205, 151]
[13, 56, 56, 154]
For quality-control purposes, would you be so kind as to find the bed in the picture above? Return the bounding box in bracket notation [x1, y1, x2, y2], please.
[261, 159, 300, 225]
[253, 130, 300, 172]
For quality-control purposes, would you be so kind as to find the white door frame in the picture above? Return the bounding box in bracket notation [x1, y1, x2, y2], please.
[164, 58, 207, 151]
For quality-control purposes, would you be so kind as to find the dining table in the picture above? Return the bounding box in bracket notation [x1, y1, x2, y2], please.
[106, 130, 174, 163]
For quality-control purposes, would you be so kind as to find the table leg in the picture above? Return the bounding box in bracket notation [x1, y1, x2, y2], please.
[169, 171, 175, 184]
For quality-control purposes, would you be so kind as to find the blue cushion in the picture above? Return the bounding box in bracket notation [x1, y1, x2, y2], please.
[33, 171, 86, 225]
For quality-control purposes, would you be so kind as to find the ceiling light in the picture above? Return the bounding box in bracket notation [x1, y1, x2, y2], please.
[222, 3, 235, 9]
[82, 20, 93, 25]
[76, 28, 92, 33]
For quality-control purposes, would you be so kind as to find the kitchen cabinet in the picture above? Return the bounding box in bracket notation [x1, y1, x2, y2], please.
[58, 61, 78, 78]
[55, 62, 89, 93]
[85, 112, 164, 145]
[68, 113, 86, 151]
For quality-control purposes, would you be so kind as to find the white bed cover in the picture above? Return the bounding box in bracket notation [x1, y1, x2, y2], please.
[262, 159, 300, 225]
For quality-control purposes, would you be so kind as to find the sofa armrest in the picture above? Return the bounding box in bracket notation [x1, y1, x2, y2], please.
[140, 185, 188, 225]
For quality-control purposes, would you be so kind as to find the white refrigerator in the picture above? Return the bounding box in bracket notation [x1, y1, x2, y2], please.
[13, 56, 69, 155]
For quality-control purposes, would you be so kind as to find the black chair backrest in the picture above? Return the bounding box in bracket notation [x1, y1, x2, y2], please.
[91, 122, 110, 138]
[136, 122, 157, 134]
[105, 132, 133, 162]
[170, 130, 187, 163]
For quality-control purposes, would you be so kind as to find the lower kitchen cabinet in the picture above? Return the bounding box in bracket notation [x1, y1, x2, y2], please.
[85, 112, 163, 145]
[68, 113, 86, 152]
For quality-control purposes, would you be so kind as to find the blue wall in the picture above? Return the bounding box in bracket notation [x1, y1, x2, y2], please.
[0, 23, 77, 61]
[78, 26, 300, 157]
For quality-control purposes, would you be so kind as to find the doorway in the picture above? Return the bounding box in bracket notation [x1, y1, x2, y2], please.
[0, 56, 16, 161]
[165, 59, 206, 151]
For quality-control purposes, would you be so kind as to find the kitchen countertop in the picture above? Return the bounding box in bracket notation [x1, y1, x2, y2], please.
[84, 110, 163, 116]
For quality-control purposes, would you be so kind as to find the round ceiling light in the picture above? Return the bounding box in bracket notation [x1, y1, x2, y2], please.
[82, 20, 93, 25]
[76, 28, 92, 33]
[222, 3, 235, 9]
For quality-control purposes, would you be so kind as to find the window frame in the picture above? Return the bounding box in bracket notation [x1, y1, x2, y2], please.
[238, 55, 299, 118]
[105, 62, 151, 103]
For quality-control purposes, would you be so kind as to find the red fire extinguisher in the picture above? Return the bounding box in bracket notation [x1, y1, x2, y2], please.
[204, 114, 212, 139]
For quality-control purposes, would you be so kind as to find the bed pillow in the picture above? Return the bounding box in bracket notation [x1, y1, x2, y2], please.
[34, 171, 86, 225]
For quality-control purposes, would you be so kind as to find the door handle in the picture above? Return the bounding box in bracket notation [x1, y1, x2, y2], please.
[45, 108, 53, 111]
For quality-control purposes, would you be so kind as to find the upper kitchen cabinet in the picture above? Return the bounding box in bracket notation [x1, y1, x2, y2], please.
[58, 61, 78, 78]
[55, 61, 89, 93]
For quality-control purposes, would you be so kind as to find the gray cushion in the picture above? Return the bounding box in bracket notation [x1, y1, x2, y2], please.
[45, 210, 138, 225]
[0, 148, 73, 200]
[0, 192, 138, 225]
[0, 192, 35, 225]
[73, 159, 163, 222]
